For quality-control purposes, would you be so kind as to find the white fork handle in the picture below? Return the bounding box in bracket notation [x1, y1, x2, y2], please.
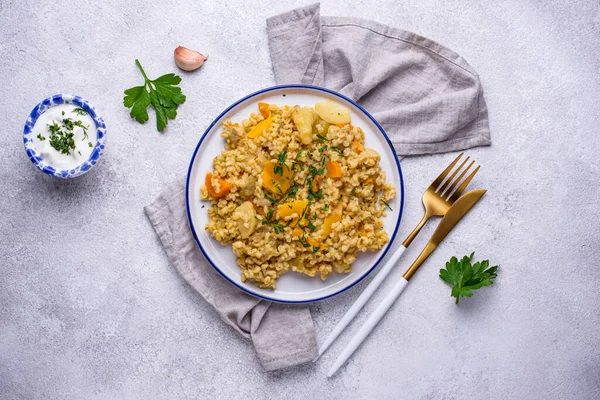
[316, 245, 407, 358]
[327, 277, 409, 377]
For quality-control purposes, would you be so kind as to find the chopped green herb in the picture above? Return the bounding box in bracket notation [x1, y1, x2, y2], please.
[61, 111, 65, 116]
[264, 193, 279, 205]
[201, 205, 205, 208]
[272, 221, 285, 234]
[318, 145, 328, 153]
[275, 183, 283, 194]
[312, 246, 320, 253]
[330, 145, 345, 157]
[307, 221, 317, 232]
[308, 165, 325, 177]
[71, 107, 88, 116]
[307, 151, 313, 159]
[287, 204, 293, 209]
[47, 120, 76, 155]
[88, 142, 93, 148]
[322, 204, 329, 211]
[265, 208, 275, 222]
[308, 189, 324, 200]
[287, 185, 299, 198]
[277, 151, 288, 164]
[316, 134, 329, 142]
[274, 164, 283, 176]
[380, 199, 393, 211]
[351, 188, 357, 193]
[37, 134, 46, 141]
[296, 149, 303, 159]
[78, 151, 82, 156]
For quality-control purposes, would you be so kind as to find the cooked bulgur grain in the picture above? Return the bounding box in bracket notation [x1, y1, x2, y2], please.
[200, 102, 396, 288]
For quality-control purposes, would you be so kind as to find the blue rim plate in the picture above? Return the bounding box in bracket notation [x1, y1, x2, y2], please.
[186, 85, 404, 304]
[23, 94, 107, 178]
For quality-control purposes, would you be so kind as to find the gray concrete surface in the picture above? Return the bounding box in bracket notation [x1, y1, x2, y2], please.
[1, 0, 599, 399]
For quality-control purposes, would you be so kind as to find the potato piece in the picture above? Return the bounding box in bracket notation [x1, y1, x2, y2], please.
[232, 201, 258, 239]
[239, 175, 257, 199]
[315, 100, 351, 125]
[292, 106, 314, 144]
[262, 160, 294, 194]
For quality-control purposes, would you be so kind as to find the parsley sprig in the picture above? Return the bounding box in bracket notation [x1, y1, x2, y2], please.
[123, 59, 186, 132]
[439, 253, 498, 304]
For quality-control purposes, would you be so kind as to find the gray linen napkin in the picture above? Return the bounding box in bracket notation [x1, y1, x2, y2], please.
[145, 3, 492, 372]
[144, 183, 317, 371]
[267, 3, 491, 156]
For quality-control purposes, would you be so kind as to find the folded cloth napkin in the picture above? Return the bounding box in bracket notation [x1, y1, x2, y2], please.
[267, 3, 491, 156]
[145, 3, 491, 372]
[144, 183, 318, 371]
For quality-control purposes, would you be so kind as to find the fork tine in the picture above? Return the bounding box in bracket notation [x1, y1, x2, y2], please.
[441, 159, 473, 197]
[430, 152, 463, 189]
[438, 157, 470, 194]
[449, 165, 480, 202]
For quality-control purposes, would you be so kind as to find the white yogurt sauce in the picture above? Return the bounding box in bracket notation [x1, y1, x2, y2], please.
[32, 104, 97, 170]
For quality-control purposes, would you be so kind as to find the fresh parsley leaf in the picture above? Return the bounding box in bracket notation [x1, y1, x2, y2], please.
[274, 164, 283, 176]
[123, 59, 186, 132]
[316, 134, 329, 142]
[312, 246, 320, 253]
[37, 134, 46, 141]
[439, 253, 498, 304]
[322, 204, 329, 211]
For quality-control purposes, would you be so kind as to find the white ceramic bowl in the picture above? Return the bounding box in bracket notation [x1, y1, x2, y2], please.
[23, 94, 106, 178]
[186, 85, 404, 303]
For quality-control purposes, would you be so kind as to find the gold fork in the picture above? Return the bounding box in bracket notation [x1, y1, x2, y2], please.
[403, 152, 480, 247]
[316, 153, 480, 358]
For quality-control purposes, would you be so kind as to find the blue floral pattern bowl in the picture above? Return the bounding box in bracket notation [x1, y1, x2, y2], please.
[23, 94, 106, 178]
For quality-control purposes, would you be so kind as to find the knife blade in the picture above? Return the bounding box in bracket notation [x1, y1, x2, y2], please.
[402, 189, 486, 280]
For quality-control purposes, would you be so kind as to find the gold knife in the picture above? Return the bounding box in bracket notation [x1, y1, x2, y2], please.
[327, 189, 487, 377]
[402, 189, 487, 281]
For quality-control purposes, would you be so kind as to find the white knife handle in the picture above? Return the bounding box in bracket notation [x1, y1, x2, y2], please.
[317, 245, 407, 358]
[327, 277, 409, 377]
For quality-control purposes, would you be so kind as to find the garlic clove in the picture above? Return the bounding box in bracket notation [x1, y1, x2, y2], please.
[174, 46, 207, 71]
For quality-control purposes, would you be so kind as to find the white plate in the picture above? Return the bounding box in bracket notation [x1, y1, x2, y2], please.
[186, 85, 404, 303]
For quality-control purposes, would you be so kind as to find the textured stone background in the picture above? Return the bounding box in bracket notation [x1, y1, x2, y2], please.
[1, 1, 599, 399]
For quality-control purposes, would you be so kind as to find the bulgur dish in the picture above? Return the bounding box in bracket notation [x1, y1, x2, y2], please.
[200, 100, 396, 289]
